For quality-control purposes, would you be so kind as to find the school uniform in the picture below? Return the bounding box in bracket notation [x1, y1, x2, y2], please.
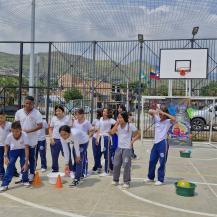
[92, 119, 102, 171]
[36, 120, 48, 170]
[50, 115, 72, 172]
[1, 132, 29, 187]
[60, 128, 89, 182]
[0, 122, 11, 179]
[73, 119, 92, 176]
[15, 108, 43, 178]
[113, 123, 137, 184]
[148, 115, 172, 183]
[98, 117, 116, 174]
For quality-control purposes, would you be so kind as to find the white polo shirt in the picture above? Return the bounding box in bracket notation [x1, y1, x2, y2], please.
[15, 108, 43, 147]
[99, 117, 116, 136]
[73, 119, 92, 134]
[50, 115, 72, 139]
[92, 118, 100, 138]
[117, 123, 137, 149]
[60, 128, 89, 164]
[38, 120, 48, 141]
[154, 115, 172, 144]
[5, 132, 29, 150]
[0, 122, 11, 146]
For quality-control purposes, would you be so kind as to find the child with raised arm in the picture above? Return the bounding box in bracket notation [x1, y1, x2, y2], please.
[145, 104, 176, 186]
[0, 121, 30, 191]
[110, 111, 140, 189]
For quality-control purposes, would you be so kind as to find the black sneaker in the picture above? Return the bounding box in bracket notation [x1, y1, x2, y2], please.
[69, 179, 80, 187]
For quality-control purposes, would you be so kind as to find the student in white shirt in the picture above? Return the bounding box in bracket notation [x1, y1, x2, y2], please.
[0, 111, 12, 180]
[91, 109, 102, 174]
[73, 108, 93, 177]
[0, 121, 30, 192]
[15, 96, 43, 182]
[111, 111, 140, 189]
[96, 108, 116, 176]
[59, 125, 89, 187]
[36, 119, 48, 172]
[145, 105, 176, 186]
[49, 105, 72, 172]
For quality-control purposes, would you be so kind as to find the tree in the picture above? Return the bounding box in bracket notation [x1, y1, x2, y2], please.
[63, 87, 83, 102]
[200, 82, 217, 96]
[157, 85, 168, 96]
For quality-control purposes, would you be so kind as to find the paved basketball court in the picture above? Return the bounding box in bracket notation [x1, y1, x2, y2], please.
[0, 140, 217, 217]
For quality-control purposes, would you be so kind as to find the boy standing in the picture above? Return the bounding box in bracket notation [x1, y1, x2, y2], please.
[0, 121, 30, 191]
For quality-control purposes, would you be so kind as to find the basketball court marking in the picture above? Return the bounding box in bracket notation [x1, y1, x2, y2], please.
[132, 178, 217, 186]
[119, 187, 217, 217]
[188, 159, 217, 198]
[0, 193, 85, 217]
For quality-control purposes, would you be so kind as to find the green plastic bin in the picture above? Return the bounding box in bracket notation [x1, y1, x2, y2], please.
[180, 151, 191, 158]
[175, 182, 196, 197]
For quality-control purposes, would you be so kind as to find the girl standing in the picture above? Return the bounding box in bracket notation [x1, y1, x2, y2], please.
[49, 105, 72, 172]
[96, 108, 116, 176]
[111, 112, 140, 189]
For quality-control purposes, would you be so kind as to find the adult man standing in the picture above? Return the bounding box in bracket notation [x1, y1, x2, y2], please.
[15, 96, 43, 182]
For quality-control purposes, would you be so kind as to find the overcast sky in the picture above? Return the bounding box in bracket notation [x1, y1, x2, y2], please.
[0, 0, 217, 43]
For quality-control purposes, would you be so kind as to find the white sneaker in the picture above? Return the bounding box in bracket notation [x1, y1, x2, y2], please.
[70, 172, 75, 179]
[41, 168, 46, 173]
[0, 186, 8, 192]
[29, 174, 34, 182]
[122, 183, 130, 189]
[144, 178, 154, 183]
[99, 172, 109, 177]
[155, 181, 163, 186]
[111, 181, 119, 186]
[23, 182, 30, 187]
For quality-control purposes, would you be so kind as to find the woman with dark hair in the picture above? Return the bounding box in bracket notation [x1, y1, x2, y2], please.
[110, 111, 140, 189]
[49, 105, 72, 173]
[96, 108, 116, 176]
[113, 104, 126, 120]
[91, 109, 103, 174]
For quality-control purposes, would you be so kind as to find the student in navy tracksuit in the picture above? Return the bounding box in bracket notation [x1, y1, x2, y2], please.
[49, 105, 72, 172]
[59, 125, 89, 187]
[91, 109, 102, 174]
[0, 121, 30, 192]
[145, 105, 176, 185]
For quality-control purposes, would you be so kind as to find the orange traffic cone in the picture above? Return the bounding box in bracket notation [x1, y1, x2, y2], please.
[32, 172, 41, 187]
[56, 175, 62, 188]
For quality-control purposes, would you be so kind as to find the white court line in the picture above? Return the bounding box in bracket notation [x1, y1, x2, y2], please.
[188, 159, 217, 198]
[132, 178, 217, 186]
[0, 193, 85, 217]
[119, 188, 217, 217]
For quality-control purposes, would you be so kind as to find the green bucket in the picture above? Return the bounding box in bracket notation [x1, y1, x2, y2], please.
[180, 151, 191, 158]
[175, 182, 196, 197]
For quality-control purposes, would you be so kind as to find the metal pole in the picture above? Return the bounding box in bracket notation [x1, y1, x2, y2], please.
[35, 55, 40, 107]
[137, 41, 143, 129]
[18, 42, 23, 109]
[46, 42, 52, 122]
[29, 0, 35, 96]
[188, 36, 194, 97]
[168, 80, 173, 96]
[90, 41, 96, 123]
[208, 98, 215, 146]
[126, 79, 129, 111]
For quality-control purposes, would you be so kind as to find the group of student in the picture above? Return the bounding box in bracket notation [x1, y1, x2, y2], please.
[0, 95, 176, 191]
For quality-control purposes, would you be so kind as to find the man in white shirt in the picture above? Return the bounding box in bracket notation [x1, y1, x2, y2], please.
[15, 96, 43, 181]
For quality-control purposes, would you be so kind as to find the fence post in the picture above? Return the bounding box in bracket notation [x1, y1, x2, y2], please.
[90, 41, 96, 123]
[18, 42, 23, 109]
[46, 42, 52, 122]
[137, 40, 143, 129]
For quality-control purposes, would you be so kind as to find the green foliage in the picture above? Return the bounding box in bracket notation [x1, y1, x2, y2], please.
[157, 85, 168, 96]
[200, 82, 217, 96]
[63, 88, 83, 102]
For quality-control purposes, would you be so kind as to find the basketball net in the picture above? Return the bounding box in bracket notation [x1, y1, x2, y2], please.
[179, 68, 186, 76]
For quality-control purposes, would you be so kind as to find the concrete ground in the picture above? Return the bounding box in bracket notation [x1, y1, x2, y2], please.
[0, 139, 217, 217]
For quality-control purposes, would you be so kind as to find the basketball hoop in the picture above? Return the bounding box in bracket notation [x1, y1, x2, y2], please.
[179, 68, 186, 76]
